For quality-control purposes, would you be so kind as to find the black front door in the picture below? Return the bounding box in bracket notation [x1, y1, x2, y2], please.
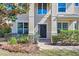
[38, 24, 47, 38]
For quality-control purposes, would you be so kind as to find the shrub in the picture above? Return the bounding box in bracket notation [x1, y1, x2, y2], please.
[3, 26, 11, 34]
[60, 30, 79, 44]
[0, 23, 11, 37]
[52, 35, 60, 44]
[8, 37, 17, 45]
[52, 30, 79, 45]
[17, 35, 29, 43]
[0, 29, 4, 37]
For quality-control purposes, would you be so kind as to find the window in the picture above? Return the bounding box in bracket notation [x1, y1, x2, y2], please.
[57, 23, 62, 33]
[57, 23, 68, 33]
[38, 3, 42, 14]
[57, 23, 61, 29]
[63, 23, 68, 30]
[37, 3, 47, 14]
[43, 3, 47, 14]
[58, 3, 66, 12]
[18, 22, 28, 34]
[75, 3, 79, 6]
[24, 23, 28, 34]
[75, 22, 78, 30]
[18, 23, 23, 34]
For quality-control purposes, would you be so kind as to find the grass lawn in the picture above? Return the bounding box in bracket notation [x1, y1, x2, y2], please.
[0, 49, 79, 56]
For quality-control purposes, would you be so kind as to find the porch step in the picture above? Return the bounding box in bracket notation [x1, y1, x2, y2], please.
[38, 39, 51, 45]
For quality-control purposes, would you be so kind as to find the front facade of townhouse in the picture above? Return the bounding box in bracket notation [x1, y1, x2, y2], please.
[11, 3, 79, 42]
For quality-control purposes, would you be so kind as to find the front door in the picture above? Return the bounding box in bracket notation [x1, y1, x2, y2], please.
[38, 24, 47, 38]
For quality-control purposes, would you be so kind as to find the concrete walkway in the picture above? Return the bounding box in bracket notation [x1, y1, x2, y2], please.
[38, 42, 79, 51]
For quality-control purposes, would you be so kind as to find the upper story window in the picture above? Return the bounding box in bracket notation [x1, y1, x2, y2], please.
[75, 3, 79, 6]
[37, 3, 47, 14]
[58, 3, 66, 12]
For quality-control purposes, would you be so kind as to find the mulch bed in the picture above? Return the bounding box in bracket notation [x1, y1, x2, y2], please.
[0, 43, 39, 53]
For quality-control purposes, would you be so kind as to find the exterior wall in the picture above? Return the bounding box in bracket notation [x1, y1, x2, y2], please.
[57, 18, 79, 30]
[34, 4, 51, 39]
[34, 4, 46, 27]
[12, 14, 29, 34]
[11, 3, 79, 40]
[66, 3, 75, 14]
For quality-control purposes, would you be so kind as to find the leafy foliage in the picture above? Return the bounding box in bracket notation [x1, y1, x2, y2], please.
[17, 35, 29, 43]
[0, 3, 28, 22]
[0, 3, 29, 36]
[52, 35, 60, 44]
[52, 30, 79, 45]
[0, 23, 11, 37]
[8, 37, 17, 45]
[8, 34, 29, 44]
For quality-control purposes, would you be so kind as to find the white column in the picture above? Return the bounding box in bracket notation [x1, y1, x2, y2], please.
[51, 4, 57, 35]
[29, 3, 34, 35]
[51, 17, 57, 35]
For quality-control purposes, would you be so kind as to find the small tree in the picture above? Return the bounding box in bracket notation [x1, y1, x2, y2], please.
[0, 3, 28, 25]
[0, 3, 29, 37]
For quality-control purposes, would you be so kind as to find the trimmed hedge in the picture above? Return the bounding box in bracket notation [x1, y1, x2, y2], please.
[52, 30, 79, 45]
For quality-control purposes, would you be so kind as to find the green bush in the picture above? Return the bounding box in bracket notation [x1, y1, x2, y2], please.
[8, 37, 17, 45]
[3, 27, 11, 34]
[52, 35, 60, 44]
[52, 30, 79, 45]
[61, 30, 79, 45]
[0, 29, 4, 37]
[0, 25, 11, 37]
[17, 35, 29, 43]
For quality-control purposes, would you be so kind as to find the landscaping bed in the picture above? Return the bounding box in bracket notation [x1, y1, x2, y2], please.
[0, 43, 39, 53]
[0, 34, 39, 53]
